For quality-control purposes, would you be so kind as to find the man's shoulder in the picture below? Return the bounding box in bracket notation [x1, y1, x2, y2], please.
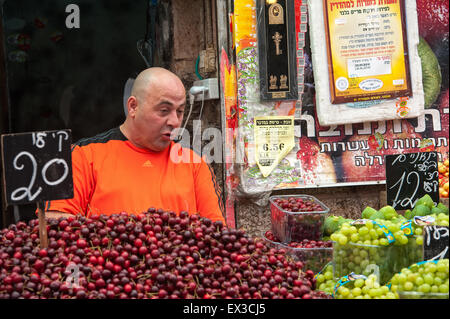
[74, 127, 127, 149]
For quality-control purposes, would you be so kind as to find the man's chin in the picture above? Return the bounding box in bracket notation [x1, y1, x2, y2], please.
[151, 140, 171, 152]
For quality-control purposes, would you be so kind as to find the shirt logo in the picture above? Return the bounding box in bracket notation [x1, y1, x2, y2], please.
[142, 160, 153, 168]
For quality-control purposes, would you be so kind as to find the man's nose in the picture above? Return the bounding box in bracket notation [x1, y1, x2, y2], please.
[167, 110, 181, 127]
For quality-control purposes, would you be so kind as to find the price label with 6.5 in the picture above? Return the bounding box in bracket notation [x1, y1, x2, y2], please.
[1, 130, 74, 205]
[254, 116, 295, 177]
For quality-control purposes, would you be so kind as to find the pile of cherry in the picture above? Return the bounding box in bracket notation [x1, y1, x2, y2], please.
[0, 209, 331, 299]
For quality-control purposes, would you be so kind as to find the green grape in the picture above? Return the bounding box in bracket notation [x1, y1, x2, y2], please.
[436, 271, 447, 280]
[425, 263, 437, 273]
[359, 250, 368, 258]
[341, 226, 351, 236]
[316, 274, 325, 283]
[354, 278, 365, 288]
[369, 229, 378, 239]
[338, 235, 348, 245]
[386, 292, 397, 299]
[399, 235, 409, 245]
[415, 276, 424, 286]
[439, 284, 449, 293]
[352, 287, 362, 297]
[359, 227, 369, 236]
[368, 288, 378, 297]
[419, 283, 431, 293]
[407, 273, 417, 282]
[437, 261, 449, 273]
[376, 228, 385, 237]
[403, 282, 414, 291]
[350, 233, 359, 242]
[324, 271, 333, 280]
[330, 233, 339, 242]
[398, 274, 407, 284]
[391, 275, 399, 285]
[338, 287, 350, 297]
[415, 236, 423, 246]
[434, 277, 443, 286]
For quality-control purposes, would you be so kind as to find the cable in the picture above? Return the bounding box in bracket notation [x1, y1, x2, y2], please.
[193, 90, 206, 140]
[175, 87, 208, 141]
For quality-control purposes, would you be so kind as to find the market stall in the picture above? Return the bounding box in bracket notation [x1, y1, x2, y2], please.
[0, 0, 448, 301]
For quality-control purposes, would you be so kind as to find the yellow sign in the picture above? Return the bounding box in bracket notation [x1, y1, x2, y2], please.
[324, 0, 412, 103]
[254, 116, 295, 177]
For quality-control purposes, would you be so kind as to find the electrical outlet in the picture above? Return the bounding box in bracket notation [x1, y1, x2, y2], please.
[193, 78, 219, 101]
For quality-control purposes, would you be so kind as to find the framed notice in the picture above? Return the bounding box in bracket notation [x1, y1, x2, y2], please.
[323, 0, 412, 104]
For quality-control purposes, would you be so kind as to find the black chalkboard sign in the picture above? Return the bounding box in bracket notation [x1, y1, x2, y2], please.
[424, 226, 449, 261]
[385, 152, 439, 210]
[1, 130, 74, 205]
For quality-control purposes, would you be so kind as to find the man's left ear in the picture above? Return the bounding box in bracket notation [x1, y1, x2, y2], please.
[127, 96, 138, 117]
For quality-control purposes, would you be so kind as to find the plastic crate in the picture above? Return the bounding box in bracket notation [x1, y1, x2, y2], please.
[270, 195, 329, 243]
[262, 231, 333, 273]
[333, 239, 423, 285]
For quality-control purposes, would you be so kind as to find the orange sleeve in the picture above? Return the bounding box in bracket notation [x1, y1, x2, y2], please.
[45, 145, 95, 216]
[194, 159, 225, 224]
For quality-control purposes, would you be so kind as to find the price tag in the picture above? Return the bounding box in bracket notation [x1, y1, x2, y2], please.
[254, 116, 295, 177]
[385, 152, 439, 210]
[1, 130, 74, 205]
[1, 130, 74, 249]
[423, 226, 449, 261]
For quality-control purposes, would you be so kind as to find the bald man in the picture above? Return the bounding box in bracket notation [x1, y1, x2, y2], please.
[44, 68, 225, 223]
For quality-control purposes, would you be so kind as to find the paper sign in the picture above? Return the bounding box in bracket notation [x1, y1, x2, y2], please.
[254, 116, 295, 177]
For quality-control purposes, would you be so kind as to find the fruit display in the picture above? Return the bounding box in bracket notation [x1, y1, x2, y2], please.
[334, 274, 398, 299]
[439, 159, 449, 198]
[270, 195, 329, 243]
[390, 259, 449, 299]
[330, 214, 423, 284]
[405, 194, 449, 224]
[315, 263, 336, 296]
[0, 210, 331, 299]
[263, 230, 333, 273]
[323, 215, 354, 237]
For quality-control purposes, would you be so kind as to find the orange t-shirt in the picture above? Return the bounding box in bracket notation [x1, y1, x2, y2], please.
[45, 128, 225, 223]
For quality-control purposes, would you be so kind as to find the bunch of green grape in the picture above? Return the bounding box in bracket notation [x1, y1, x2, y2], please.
[430, 213, 449, 227]
[334, 274, 398, 299]
[390, 259, 449, 299]
[331, 219, 423, 284]
[315, 264, 336, 296]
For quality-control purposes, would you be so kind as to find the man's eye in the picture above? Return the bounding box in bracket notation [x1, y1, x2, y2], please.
[177, 110, 184, 115]
[160, 109, 169, 114]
